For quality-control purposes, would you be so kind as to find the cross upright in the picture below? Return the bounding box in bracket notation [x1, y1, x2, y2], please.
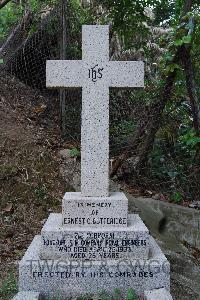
[46, 25, 144, 197]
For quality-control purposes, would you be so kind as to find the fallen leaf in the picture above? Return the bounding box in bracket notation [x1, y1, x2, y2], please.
[127, 187, 141, 195]
[145, 190, 153, 196]
[2, 203, 13, 212]
[32, 104, 46, 114]
[5, 238, 12, 245]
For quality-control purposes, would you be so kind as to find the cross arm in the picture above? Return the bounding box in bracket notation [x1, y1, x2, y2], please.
[46, 60, 83, 88]
[109, 61, 144, 88]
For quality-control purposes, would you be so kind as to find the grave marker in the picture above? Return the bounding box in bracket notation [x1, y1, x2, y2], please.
[46, 25, 144, 197]
[15, 25, 172, 300]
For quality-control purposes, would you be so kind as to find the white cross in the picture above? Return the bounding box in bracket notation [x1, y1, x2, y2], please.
[46, 25, 144, 197]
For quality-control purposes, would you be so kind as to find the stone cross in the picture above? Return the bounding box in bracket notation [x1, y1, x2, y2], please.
[46, 25, 144, 197]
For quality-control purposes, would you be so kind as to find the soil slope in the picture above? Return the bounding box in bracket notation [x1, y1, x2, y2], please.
[0, 72, 67, 299]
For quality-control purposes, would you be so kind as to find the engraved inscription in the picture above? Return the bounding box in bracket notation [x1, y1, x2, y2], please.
[63, 217, 127, 226]
[42, 233, 147, 260]
[32, 270, 154, 279]
[77, 202, 111, 208]
[88, 64, 104, 82]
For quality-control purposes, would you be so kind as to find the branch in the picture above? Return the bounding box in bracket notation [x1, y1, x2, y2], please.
[0, 0, 12, 10]
[182, 0, 192, 16]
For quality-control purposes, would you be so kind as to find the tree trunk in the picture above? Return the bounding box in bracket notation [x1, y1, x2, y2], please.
[182, 17, 200, 163]
[182, 46, 200, 134]
[182, 0, 192, 16]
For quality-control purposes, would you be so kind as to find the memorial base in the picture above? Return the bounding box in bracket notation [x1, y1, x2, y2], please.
[19, 235, 170, 299]
[40, 213, 149, 260]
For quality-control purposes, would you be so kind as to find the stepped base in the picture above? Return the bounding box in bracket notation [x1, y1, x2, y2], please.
[40, 213, 149, 260]
[19, 235, 170, 299]
[12, 291, 41, 300]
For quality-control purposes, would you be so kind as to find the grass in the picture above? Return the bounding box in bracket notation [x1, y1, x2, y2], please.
[0, 272, 18, 300]
[51, 289, 140, 300]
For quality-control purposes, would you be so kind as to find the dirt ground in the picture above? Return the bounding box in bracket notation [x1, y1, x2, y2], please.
[0, 72, 72, 299]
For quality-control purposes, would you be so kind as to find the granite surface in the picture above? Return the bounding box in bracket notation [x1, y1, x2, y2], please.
[62, 192, 128, 228]
[40, 213, 149, 260]
[144, 288, 173, 300]
[19, 235, 170, 299]
[46, 25, 144, 197]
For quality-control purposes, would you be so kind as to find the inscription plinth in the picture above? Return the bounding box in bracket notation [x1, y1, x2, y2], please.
[19, 235, 170, 300]
[62, 192, 128, 228]
[40, 214, 149, 260]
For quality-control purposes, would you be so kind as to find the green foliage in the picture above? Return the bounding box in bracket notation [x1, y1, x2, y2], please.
[99, 0, 160, 49]
[28, 0, 60, 13]
[179, 128, 200, 149]
[164, 63, 182, 74]
[69, 148, 80, 158]
[0, 164, 18, 179]
[154, 0, 200, 25]
[99, 290, 111, 300]
[98, 288, 139, 300]
[51, 289, 133, 300]
[69, 0, 94, 25]
[174, 35, 192, 46]
[76, 294, 93, 300]
[171, 191, 183, 203]
[0, 0, 62, 41]
[113, 288, 122, 300]
[126, 288, 140, 300]
[0, 2, 22, 40]
[110, 120, 136, 144]
[0, 272, 18, 300]
[34, 184, 47, 202]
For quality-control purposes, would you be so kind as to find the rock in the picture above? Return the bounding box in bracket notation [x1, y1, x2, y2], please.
[40, 218, 47, 225]
[188, 201, 200, 210]
[152, 193, 160, 200]
[144, 288, 173, 300]
[58, 149, 71, 160]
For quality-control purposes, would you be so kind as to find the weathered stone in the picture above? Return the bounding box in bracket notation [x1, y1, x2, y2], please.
[40, 213, 149, 260]
[12, 291, 41, 300]
[130, 196, 200, 249]
[62, 192, 128, 228]
[144, 288, 173, 300]
[19, 235, 170, 299]
[188, 201, 200, 210]
[46, 25, 144, 197]
[58, 149, 71, 160]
